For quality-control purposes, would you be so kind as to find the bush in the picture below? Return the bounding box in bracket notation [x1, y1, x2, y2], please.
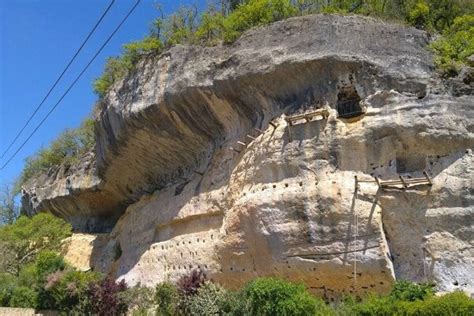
[34, 251, 66, 284]
[86, 278, 128, 315]
[177, 269, 207, 296]
[181, 281, 240, 315]
[430, 15, 474, 76]
[223, 0, 297, 43]
[390, 279, 434, 302]
[155, 282, 179, 316]
[9, 286, 37, 308]
[15, 117, 95, 190]
[0, 213, 72, 276]
[195, 10, 225, 45]
[40, 269, 102, 313]
[402, 291, 474, 315]
[407, 0, 431, 28]
[121, 285, 156, 315]
[241, 277, 329, 316]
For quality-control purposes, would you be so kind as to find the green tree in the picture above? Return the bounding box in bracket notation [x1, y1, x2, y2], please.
[430, 14, 474, 76]
[223, 0, 297, 43]
[0, 213, 72, 275]
[241, 277, 330, 315]
[0, 185, 18, 225]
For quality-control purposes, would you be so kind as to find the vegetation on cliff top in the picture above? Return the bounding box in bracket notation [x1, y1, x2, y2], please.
[93, 0, 474, 98]
[14, 117, 95, 193]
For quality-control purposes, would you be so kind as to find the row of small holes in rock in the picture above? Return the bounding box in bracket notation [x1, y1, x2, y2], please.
[164, 264, 209, 271]
[242, 181, 318, 196]
[153, 234, 214, 251]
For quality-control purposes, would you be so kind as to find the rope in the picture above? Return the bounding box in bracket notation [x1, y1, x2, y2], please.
[353, 181, 359, 289]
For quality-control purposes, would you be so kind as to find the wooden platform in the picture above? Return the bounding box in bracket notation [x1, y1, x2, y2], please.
[355, 172, 432, 190]
[285, 108, 329, 126]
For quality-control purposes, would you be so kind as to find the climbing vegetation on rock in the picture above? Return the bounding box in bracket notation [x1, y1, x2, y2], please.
[15, 117, 95, 192]
[430, 15, 474, 76]
[92, 0, 474, 99]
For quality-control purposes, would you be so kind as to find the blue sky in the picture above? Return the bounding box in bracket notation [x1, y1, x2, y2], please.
[0, 0, 205, 188]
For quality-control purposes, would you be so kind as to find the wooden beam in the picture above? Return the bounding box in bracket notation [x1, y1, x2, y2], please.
[229, 147, 241, 154]
[255, 128, 265, 134]
[287, 125, 293, 142]
[193, 170, 204, 176]
[269, 121, 278, 129]
[374, 176, 381, 189]
[246, 134, 256, 140]
[237, 141, 247, 146]
[423, 171, 433, 185]
[398, 175, 408, 189]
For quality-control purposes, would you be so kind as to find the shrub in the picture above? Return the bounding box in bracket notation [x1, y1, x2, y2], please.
[241, 277, 329, 316]
[9, 286, 37, 308]
[181, 281, 241, 315]
[0, 273, 17, 306]
[34, 251, 66, 283]
[0, 213, 72, 275]
[163, 6, 198, 46]
[177, 269, 207, 296]
[15, 117, 95, 191]
[195, 10, 225, 45]
[39, 269, 102, 313]
[430, 14, 474, 76]
[406, 0, 431, 28]
[121, 285, 156, 315]
[402, 291, 474, 315]
[86, 278, 128, 315]
[223, 0, 297, 43]
[390, 279, 434, 302]
[155, 282, 179, 316]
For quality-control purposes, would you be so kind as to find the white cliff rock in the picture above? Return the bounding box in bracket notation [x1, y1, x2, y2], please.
[22, 14, 473, 299]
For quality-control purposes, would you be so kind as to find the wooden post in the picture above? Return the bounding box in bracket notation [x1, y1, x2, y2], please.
[399, 175, 408, 189]
[287, 125, 293, 142]
[246, 134, 256, 140]
[269, 121, 278, 129]
[237, 141, 247, 146]
[255, 128, 265, 134]
[229, 147, 241, 154]
[374, 176, 381, 189]
[354, 176, 358, 191]
[423, 171, 432, 186]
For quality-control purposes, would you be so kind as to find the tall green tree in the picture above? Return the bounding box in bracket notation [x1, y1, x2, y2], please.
[0, 213, 72, 276]
[0, 185, 18, 226]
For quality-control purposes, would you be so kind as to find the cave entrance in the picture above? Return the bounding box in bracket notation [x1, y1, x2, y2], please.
[336, 79, 364, 119]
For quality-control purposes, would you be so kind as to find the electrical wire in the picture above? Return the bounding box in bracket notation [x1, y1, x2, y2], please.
[0, 0, 141, 170]
[0, 0, 116, 159]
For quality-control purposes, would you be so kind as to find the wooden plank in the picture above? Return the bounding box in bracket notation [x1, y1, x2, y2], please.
[229, 147, 241, 154]
[246, 134, 256, 140]
[237, 141, 247, 146]
[269, 122, 278, 129]
[255, 128, 265, 134]
[423, 171, 433, 185]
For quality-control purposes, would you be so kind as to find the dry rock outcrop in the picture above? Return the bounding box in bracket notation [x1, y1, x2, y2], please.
[22, 14, 473, 299]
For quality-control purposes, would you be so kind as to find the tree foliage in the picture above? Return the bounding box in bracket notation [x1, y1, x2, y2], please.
[430, 14, 474, 76]
[0, 213, 72, 276]
[0, 185, 18, 226]
[15, 117, 95, 192]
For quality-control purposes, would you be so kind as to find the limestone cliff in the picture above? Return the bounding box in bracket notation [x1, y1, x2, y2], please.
[23, 14, 473, 299]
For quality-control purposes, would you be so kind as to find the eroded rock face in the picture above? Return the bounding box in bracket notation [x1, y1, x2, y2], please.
[22, 14, 473, 298]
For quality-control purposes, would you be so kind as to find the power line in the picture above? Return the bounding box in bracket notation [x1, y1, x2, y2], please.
[0, 0, 141, 171]
[0, 0, 116, 160]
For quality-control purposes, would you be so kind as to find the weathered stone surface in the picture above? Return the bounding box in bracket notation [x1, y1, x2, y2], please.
[23, 14, 473, 298]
